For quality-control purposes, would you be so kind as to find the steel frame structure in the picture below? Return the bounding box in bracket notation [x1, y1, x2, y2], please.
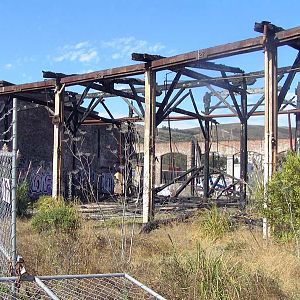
[0, 21, 300, 224]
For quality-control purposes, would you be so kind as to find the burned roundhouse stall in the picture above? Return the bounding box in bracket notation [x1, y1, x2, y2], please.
[0, 21, 300, 225]
[0, 89, 120, 201]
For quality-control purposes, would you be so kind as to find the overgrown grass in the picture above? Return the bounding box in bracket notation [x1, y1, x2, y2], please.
[16, 209, 300, 299]
[159, 244, 288, 300]
[197, 206, 233, 239]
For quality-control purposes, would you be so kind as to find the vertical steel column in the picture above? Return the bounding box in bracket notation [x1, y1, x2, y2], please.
[263, 26, 278, 239]
[295, 83, 300, 153]
[239, 80, 248, 209]
[52, 80, 65, 198]
[142, 68, 156, 223]
[11, 98, 17, 272]
[203, 93, 211, 201]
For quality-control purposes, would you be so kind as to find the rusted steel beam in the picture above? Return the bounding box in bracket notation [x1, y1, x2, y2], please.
[0, 23, 299, 96]
[133, 52, 244, 73]
[151, 25, 300, 71]
[0, 64, 146, 95]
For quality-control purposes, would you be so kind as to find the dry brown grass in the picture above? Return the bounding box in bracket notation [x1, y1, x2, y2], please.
[16, 212, 300, 299]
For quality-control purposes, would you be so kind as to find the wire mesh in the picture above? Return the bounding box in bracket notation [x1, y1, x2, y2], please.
[0, 274, 166, 300]
[0, 278, 49, 299]
[0, 151, 13, 276]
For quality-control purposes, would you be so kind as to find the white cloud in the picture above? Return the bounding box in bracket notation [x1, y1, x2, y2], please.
[54, 41, 99, 64]
[4, 63, 13, 70]
[102, 36, 165, 60]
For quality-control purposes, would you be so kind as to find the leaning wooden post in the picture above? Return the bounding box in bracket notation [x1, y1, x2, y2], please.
[143, 68, 156, 223]
[263, 24, 278, 239]
[52, 80, 65, 198]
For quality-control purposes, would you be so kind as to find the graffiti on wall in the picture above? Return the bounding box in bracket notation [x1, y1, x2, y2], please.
[101, 172, 114, 194]
[29, 171, 52, 199]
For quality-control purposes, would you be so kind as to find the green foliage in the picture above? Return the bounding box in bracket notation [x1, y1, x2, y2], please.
[31, 196, 81, 233]
[160, 244, 288, 300]
[264, 152, 300, 240]
[199, 206, 233, 239]
[16, 182, 31, 216]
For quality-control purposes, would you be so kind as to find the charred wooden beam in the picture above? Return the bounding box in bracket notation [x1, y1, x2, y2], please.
[129, 82, 145, 117]
[278, 51, 300, 110]
[132, 53, 164, 62]
[156, 71, 182, 123]
[187, 61, 244, 73]
[221, 71, 243, 120]
[190, 90, 206, 139]
[181, 68, 242, 93]
[158, 89, 188, 125]
[155, 166, 198, 193]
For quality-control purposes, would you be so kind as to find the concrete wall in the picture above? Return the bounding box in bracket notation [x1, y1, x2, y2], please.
[138, 138, 292, 197]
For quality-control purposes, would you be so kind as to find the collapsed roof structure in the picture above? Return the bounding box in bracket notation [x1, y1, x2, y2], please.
[1, 21, 300, 229]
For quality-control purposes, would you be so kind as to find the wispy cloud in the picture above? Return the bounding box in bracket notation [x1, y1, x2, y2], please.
[102, 36, 165, 60]
[54, 41, 99, 64]
[4, 63, 13, 70]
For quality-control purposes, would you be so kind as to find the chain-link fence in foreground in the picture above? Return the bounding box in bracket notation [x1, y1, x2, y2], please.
[0, 273, 166, 300]
[0, 151, 13, 276]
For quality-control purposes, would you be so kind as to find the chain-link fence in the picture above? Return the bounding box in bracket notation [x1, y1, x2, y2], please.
[0, 273, 166, 299]
[0, 151, 13, 276]
[0, 98, 17, 277]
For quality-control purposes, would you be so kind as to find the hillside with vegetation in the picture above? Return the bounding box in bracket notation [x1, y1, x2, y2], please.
[135, 123, 294, 143]
[156, 124, 294, 142]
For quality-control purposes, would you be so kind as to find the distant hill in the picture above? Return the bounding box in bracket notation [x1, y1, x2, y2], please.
[135, 123, 294, 143]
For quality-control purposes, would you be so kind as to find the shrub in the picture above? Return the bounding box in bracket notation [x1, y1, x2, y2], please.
[31, 196, 81, 233]
[16, 181, 31, 216]
[264, 152, 300, 241]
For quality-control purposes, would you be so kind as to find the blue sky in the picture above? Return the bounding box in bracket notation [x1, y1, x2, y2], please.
[1, 0, 300, 128]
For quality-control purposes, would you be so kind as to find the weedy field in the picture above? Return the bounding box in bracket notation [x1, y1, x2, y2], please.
[16, 207, 300, 300]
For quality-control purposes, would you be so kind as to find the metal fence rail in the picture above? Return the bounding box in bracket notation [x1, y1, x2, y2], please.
[0, 273, 166, 300]
[0, 151, 13, 276]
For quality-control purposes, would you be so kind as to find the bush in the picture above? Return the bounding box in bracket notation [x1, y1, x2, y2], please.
[264, 152, 300, 240]
[31, 196, 81, 233]
[16, 182, 31, 216]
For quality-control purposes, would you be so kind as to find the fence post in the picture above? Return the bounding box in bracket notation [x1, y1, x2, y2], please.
[11, 98, 17, 271]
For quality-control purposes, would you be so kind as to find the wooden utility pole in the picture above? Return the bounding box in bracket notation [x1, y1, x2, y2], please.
[52, 80, 65, 198]
[142, 68, 156, 223]
[263, 24, 278, 239]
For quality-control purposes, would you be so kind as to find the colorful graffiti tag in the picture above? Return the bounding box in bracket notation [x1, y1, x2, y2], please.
[29, 171, 52, 198]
